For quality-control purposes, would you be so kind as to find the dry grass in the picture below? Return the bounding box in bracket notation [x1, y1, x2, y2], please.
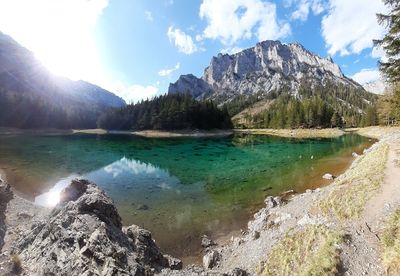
[260, 225, 342, 276]
[313, 143, 389, 220]
[382, 209, 400, 273]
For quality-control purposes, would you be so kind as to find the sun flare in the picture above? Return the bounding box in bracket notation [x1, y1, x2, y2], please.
[0, 0, 108, 82]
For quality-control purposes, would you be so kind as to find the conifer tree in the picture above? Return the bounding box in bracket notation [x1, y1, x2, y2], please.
[375, 0, 400, 82]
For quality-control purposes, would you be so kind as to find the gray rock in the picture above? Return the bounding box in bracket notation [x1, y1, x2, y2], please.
[203, 250, 221, 269]
[264, 196, 277, 209]
[226, 268, 249, 276]
[11, 179, 181, 275]
[201, 235, 216, 248]
[248, 208, 269, 233]
[352, 152, 360, 157]
[251, 231, 260, 240]
[273, 196, 284, 206]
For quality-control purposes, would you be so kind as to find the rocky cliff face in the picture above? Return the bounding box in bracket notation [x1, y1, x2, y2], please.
[9, 180, 181, 275]
[169, 40, 362, 103]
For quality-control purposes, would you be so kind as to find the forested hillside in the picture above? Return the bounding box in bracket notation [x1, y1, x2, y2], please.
[226, 83, 378, 129]
[97, 94, 232, 130]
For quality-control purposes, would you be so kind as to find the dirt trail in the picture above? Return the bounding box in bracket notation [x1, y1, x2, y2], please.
[340, 139, 400, 275]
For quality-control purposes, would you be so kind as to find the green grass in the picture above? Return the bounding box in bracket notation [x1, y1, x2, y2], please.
[382, 209, 400, 273]
[261, 225, 343, 276]
[313, 143, 389, 220]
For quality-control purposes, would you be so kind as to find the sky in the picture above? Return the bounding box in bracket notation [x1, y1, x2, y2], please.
[0, 0, 389, 103]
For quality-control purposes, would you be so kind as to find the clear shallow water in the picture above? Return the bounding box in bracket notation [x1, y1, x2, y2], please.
[0, 133, 373, 261]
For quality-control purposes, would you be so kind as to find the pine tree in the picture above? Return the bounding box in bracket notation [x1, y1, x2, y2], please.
[375, 0, 400, 82]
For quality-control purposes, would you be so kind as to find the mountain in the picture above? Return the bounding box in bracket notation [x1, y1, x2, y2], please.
[169, 40, 378, 128]
[0, 32, 125, 129]
[363, 79, 387, 95]
[169, 40, 363, 103]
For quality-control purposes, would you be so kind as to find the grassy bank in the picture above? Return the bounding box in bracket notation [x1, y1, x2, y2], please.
[382, 209, 400, 273]
[261, 225, 343, 276]
[314, 142, 389, 220]
[234, 128, 344, 139]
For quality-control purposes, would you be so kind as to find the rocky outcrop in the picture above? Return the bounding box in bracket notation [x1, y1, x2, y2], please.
[0, 177, 12, 251]
[11, 179, 182, 275]
[169, 40, 363, 103]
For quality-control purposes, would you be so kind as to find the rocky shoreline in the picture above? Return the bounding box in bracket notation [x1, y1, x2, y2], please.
[1, 126, 399, 275]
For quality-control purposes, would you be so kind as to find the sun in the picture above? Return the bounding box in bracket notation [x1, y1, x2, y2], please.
[0, 0, 108, 83]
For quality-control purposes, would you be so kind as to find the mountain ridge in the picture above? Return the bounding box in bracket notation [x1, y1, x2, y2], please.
[169, 40, 364, 103]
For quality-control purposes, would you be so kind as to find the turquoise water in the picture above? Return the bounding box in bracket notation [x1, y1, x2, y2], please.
[0, 133, 373, 261]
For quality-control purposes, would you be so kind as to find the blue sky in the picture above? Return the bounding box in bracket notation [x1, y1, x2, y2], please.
[0, 0, 388, 102]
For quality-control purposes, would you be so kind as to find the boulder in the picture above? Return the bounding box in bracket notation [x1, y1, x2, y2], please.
[352, 152, 360, 158]
[203, 250, 221, 269]
[12, 179, 181, 275]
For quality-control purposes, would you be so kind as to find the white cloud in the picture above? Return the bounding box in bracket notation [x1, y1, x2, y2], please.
[371, 45, 389, 63]
[145, 11, 154, 22]
[167, 27, 198, 54]
[0, 0, 109, 84]
[114, 84, 159, 104]
[198, 0, 290, 45]
[291, 0, 325, 21]
[221, 46, 244, 55]
[322, 0, 388, 56]
[351, 68, 381, 85]
[158, 62, 180, 77]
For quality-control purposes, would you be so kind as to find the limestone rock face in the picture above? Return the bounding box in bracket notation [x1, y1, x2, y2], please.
[168, 40, 362, 103]
[12, 179, 181, 275]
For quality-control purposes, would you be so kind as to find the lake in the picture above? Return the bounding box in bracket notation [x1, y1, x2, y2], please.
[0, 133, 373, 263]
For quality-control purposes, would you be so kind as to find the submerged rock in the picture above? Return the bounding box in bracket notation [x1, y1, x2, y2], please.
[137, 204, 150, 211]
[12, 179, 181, 275]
